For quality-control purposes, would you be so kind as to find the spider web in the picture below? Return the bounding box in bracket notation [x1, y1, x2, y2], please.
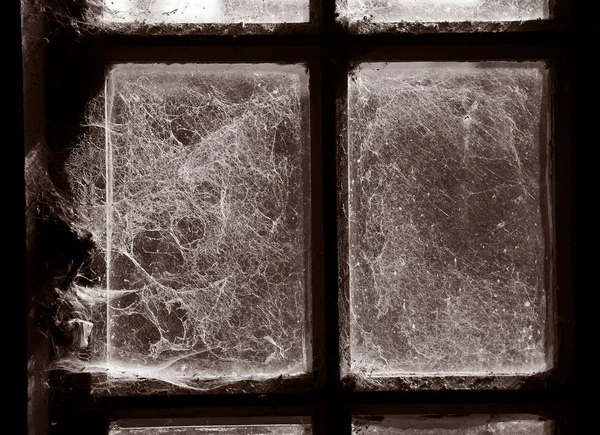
[53, 63, 310, 390]
[347, 62, 549, 376]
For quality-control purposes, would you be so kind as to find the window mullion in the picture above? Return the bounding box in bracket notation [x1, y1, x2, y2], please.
[322, 2, 351, 434]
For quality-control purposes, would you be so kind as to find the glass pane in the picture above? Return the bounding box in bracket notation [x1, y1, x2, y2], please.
[347, 62, 549, 376]
[106, 63, 310, 381]
[337, 0, 548, 23]
[103, 0, 309, 23]
[110, 424, 311, 435]
[352, 416, 551, 435]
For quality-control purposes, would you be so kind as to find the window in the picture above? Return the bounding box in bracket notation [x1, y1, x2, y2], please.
[23, 1, 573, 435]
[345, 62, 550, 378]
[351, 415, 552, 434]
[102, 0, 309, 23]
[103, 63, 310, 382]
[108, 417, 312, 434]
[338, 0, 548, 24]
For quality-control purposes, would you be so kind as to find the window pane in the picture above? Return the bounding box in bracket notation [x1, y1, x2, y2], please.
[337, 0, 548, 23]
[352, 416, 551, 435]
[347, 62, 549, 376]
[110, 424, 311, 434]
[103, 0, 309, 23]
[106, 63, 310, 381]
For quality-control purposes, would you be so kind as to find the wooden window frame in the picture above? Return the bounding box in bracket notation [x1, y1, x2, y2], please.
[22, 1, 574, 434]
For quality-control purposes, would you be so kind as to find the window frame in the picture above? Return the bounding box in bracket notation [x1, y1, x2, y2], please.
[23, 0, 574, 434]
[337, 48, 569, 392]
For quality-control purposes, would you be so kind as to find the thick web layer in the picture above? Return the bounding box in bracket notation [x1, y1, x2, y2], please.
[347, 62, 549, 375]
[51, 63, 310, 389]
[110, 424, 310, 434]
[105, 64, 309, 380]
[352, 417, 550, 435]
[337, 0, 547, 23]
[103, 0, 309, 23]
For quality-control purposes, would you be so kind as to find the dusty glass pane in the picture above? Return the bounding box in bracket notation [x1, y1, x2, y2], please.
[106, 63, 310, 380]
[110, 424, 311, 435]
[337, 0, 548, 23]
[352, 417, 551, 435]
[347, 62, 549, 375]
[103, 0, 309, 23]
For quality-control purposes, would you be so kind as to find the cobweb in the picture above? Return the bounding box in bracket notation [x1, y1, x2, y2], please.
[109, 424, 311, 434]
[337, 0, 548, 23]
[352, 417, 550, 435]
[347, 62, 549, 376]
[50, 63, 310, 390]
[101, 0, 309, 23]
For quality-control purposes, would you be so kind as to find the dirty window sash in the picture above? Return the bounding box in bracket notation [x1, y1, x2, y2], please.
[80, 0, 320, 35]
[31, 2, 574, 435]
[335, 0, 569, 34]
[108, 416, 312, 435]
[336, 44, 571, 392]
[102, 62, 311, 384]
